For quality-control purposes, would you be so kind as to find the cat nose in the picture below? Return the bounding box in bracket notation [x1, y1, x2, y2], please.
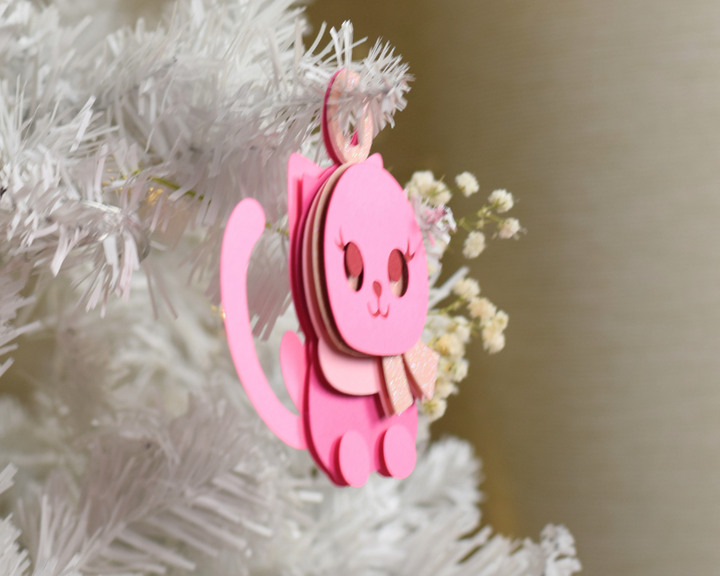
[372, 281, 382, 297]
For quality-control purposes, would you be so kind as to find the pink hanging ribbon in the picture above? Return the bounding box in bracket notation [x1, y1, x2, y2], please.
[380, 340, 439, 416]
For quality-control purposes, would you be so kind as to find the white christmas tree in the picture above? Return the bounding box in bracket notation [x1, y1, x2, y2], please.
[0, 1, 581, 575]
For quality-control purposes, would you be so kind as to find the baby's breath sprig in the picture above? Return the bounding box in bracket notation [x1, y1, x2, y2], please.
[404, 169, 519, 422]
[447, 278, 508, 355]
[457, 188, 522, 256]
[406, 170, 453, 206]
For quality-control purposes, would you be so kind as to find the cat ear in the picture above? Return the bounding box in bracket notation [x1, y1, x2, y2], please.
[365, 153, 384, 169]
[287, 153, 324, 238]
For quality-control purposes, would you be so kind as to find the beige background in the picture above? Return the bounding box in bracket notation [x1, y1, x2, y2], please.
[307, 2, 720, 576]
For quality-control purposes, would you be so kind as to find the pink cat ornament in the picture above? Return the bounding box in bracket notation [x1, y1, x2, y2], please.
[220, 70, 439, 487]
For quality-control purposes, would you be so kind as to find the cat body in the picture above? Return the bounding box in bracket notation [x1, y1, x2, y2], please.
[220, 148, 431, 487]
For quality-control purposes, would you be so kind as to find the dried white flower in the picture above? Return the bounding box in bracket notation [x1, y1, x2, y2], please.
[463, 231, 486, 259]
[453, 278, 480, 300]
[451, 316, 472, 343]
[492, 310, 509, 331]
[434, 333, 465, 359]
[482, 327, 506, 354]
[422, 397, 448, 421]
[498, 217, 521, 239]
[489, 189, 514, 213]
[406, 170, 436, 198]
[435, 378, 458, 399]
[448, 358, 469, 382]
[427, 181, 452, 207]
[468, 296, 496, 320]
[406, 171, 452, 206]
[455, 172, 479, 196]
[437, 357, 453, 375]
[408, 193, 455, 278]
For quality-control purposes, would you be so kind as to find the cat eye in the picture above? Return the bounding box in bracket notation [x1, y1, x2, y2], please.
[344, 242, 364, 291]
[388, 249, 408, 297]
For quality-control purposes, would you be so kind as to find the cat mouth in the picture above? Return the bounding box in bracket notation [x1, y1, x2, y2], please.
[367, 301, 389, 318]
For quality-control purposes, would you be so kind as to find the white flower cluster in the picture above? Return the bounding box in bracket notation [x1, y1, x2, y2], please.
[423, 312, 471, 421]
[498, 217, 521, 239]
[454, 280, 508, 354]
[453, 277, 481, 301]
[474, 300, 509, 354]
[460, 187, 522, 251]
[406, 170, 452, 206]
[409, 171, 520, 421]
[462, 230, 486, 258]
[488, 188, 515, 213]
[455, 171, 480, 197]
[406, 173, 457, 279]
[406, 172, 520, 267]
[418, 274, 508, 421]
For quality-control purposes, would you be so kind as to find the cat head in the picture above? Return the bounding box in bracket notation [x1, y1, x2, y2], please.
[288, 153, 429, 357]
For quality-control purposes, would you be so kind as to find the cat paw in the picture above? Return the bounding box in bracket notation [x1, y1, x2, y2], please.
[337, 430, 370, 487]
[381, 425, 416, 479]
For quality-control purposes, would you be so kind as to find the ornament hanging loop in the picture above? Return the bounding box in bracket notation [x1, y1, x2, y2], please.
[322, 69, 374, 165]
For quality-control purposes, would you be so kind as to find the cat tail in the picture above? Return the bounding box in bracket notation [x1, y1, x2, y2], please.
[220, 198, 307, 450]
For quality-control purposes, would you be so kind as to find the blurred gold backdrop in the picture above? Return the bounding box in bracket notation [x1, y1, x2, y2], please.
[306, 2, 720, 576]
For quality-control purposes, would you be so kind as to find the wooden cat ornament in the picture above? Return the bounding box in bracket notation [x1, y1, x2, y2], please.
[220, 70, 439, 487]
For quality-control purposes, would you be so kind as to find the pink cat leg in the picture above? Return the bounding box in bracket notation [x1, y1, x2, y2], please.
[381, 425, 416, 479]
[338, 430, 371, 487]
